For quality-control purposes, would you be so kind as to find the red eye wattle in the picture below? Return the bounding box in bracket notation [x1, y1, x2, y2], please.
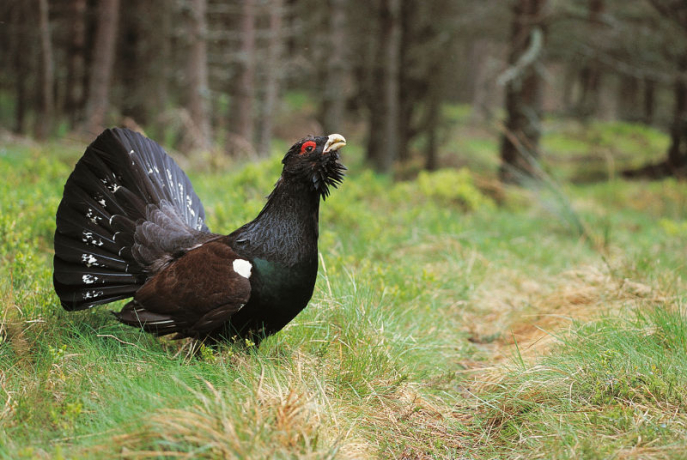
[299, 141, 317, 155]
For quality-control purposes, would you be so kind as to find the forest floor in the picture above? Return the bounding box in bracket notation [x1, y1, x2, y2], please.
[1, 119, 686, 459]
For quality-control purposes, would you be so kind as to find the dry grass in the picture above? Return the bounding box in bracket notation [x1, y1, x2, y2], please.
[91, 356, 372, 459]
[464, 261, 660, 362]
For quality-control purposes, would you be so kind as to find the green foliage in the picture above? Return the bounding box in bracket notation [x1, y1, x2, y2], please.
[441, 103, 473, 124]
[659, 218, 687, 236]
[541, 120, 670, 181]
[415, 168, 496, 211]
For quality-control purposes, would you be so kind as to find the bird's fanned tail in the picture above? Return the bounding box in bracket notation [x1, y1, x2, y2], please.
[53, 128, 212, 311]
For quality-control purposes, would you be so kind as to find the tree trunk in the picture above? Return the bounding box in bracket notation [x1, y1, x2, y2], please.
[65, 0, 87, 129]
[616, 75, 640, 121]
[154, 0, 172, 138]
[83, 0, 120, 135]
[228, 0, 256, 153]
[624, 0, 687, 178]
[320, 0, 348, 134]
[562, 63, 576, 113]
[183, 0, 212, 151]
[643, 78, 655, 125]
[366, 0, 401, 173]
[576, 0, 604, 118]
[623, 56, 687, 178]
[667, 71, 687, 170]
[36, 0, 54, 140]
[258, 0, 284, 156]
[10, 2, 30, 134]
[499, 0, 547, 183]
[470, 39, 496, 121]
[397, 0, 418, 163]
[577, 64, 602, 117]
[119, 2, 153, 127]
[424, 92, 440, 171]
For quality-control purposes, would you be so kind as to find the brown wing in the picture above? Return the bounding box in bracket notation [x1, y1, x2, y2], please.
[114, 240, 252, 339]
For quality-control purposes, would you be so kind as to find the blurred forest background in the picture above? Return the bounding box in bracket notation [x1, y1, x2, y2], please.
[2, 0, 687, 180]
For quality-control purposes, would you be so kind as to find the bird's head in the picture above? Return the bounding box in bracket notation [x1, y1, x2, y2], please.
[281, 134, 347, 199]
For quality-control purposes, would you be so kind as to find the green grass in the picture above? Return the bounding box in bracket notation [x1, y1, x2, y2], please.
[1, 123, 687, 458]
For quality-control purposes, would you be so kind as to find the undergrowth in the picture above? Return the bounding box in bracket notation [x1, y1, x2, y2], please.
[1, 124, 686, 459]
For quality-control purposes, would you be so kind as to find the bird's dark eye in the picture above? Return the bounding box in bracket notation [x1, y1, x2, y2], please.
[299, 141, 317, 155]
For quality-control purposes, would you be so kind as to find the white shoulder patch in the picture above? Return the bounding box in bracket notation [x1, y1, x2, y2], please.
[233, 259, 252, 279]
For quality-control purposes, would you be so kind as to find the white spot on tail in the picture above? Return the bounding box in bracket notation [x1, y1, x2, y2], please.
[233, 259, 252, 279]
[82, 274, 99, 284]
[83, 290, 103, 300]
[81, 254, 99, 267]
[86, 208, 101, 224]
[82, 231, 104, 247]
[101, 176, 121, 192]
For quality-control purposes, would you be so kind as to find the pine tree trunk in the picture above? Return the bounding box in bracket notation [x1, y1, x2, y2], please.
[396, 0, 416, 163]
[65, 0, 87, 129]
[643, 78, 655, 125]
[625, 0, 687, 178]
[83, 0, 120, 135]
[258, 0, 284, 156]
[668, 72, 687, 170]
[119, 2, 153, 127]
[617, 75, 640, 121]
[366, 0, 401, 173]
[183, 0, 212, 151]
[154, 0, 172, 138]
[499, 0, 547, 183]
[10, 2, 29, 134]
[381, 0, 401, 173]
[425, 96, 440, 171]
[562, 63, 577, 113]
[470, 39, 495, 121]
[320, 0, 348, 134]
[624, 69, 687, 178]
[36, 0, 54, 140]
[228, 0, 256, 152]
[576, 0, 604, 118]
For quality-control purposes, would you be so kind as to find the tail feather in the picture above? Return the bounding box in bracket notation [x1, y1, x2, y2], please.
[54, 277, 141, 309]
[54, 235, 143, 273]
[113, 302, 187, 336]
[53, 258, 144, 286]
[56, 207, 123, 255]
[54, 128, 212, 311]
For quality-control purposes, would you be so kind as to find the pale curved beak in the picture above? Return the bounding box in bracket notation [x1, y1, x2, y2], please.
[323, 134, 346, 154]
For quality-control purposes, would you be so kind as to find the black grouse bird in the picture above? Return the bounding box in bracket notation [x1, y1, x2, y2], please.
[53, 128, 346, 344]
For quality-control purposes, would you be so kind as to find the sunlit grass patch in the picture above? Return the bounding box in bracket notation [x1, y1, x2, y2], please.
[468, 304, 687, 459]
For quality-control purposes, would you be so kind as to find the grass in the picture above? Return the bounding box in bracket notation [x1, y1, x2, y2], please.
[1, 121, 687, 458]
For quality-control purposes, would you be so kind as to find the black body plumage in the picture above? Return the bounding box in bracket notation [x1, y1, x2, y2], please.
[53, 128, 346, 342]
